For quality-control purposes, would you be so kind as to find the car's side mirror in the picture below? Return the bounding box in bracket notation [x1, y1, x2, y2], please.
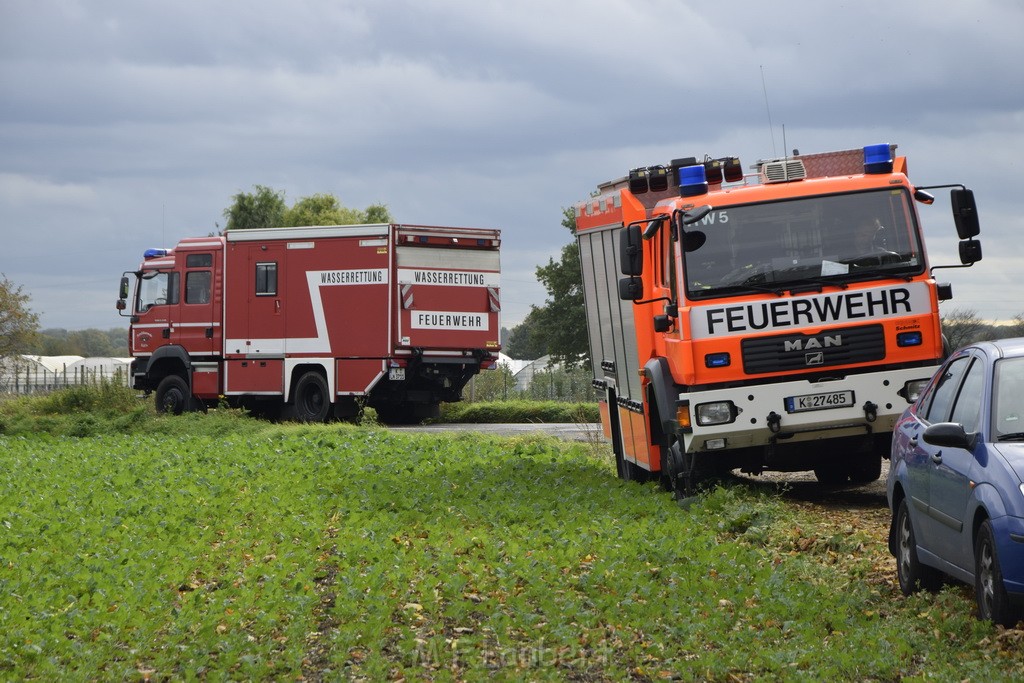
[922, 422, 977, 450]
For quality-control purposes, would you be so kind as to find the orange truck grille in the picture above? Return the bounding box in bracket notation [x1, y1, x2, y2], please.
[740, 324, 886, 374]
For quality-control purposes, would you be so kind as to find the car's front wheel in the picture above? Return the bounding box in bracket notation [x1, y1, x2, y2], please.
[895, 498, 942, 595]
[975, 519, 1023, 627]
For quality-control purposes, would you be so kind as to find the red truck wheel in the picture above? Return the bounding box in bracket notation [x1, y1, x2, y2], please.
[154, 375, 202, 415]
[288, 371, 331, 423]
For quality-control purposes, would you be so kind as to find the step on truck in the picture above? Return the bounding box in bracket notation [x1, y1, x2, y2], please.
[117, 223, 501, 423]
[575, 144, 982, 495]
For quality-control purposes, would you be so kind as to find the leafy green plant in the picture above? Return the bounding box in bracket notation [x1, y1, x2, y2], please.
[1, 424, 1021, 680]
[438, 400, 599, 424]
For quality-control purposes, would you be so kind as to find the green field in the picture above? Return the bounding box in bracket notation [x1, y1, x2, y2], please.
[1, 419, 1022, 680]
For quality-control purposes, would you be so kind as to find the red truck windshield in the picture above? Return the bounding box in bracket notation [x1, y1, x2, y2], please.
[683, 188, 925, 299]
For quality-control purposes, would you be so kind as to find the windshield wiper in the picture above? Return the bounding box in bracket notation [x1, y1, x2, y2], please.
[996, 432, 1024, 442]
[843, 271, 915, 285]
[778, 277, 849, 291]
[695, 282, 785, 297]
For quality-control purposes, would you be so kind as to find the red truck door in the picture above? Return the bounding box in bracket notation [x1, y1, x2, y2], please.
[394, 229, 501, 352]
[170, 244, 222, 356]
[223, 241, 287, 356]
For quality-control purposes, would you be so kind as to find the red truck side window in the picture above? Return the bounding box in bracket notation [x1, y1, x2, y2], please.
[185, 271, 211, 304]
[255, 262, 277, 296]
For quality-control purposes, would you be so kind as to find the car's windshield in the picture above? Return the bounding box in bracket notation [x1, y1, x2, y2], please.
[993, 357, 1024, 441]
[683, 188, 924, 298]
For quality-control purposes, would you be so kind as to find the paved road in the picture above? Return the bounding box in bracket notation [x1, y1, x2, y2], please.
[389, 422, 604, 442]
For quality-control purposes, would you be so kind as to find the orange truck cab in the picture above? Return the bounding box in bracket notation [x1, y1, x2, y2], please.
[576, 144, 982, 496]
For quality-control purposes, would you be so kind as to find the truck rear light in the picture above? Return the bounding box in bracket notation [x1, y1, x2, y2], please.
[896, 331, 922, 347]
[695, 401, 738, 426]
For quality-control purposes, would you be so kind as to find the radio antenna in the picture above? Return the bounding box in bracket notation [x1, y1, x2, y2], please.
[760, 65, 777, 158]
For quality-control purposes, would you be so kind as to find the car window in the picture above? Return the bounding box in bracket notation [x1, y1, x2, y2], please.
[921, 355, 971, 423]
[994, 357, 1024, 438]
[949, 358, 984, 433]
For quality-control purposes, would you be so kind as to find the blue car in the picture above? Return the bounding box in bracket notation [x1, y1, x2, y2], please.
[887, 337, 1024, 626]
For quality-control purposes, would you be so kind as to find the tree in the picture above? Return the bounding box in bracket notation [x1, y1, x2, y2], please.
[364, 203, 393, 224]
[940, 307, 989, 351]
[283, 193, 363, 226]
[1004, 313, 1024, 339]
[67, 329, 118, 357]
[0, 275, 40, 359]
[515, 207, 589, 368]
[503, 307, 548, 360]
[223, 185, 287, 231]
[30, 328, 129, 357]
[224, 186, 394, 230]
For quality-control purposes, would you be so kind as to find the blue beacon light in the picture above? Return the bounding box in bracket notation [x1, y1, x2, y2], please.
[679, 164, 709, 197]
[143, 248, 169, 259]
[863, 144, 894, 174]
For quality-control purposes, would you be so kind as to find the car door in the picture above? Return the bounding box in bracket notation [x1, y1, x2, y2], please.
[910, 354, 972, 550]
[927, 355, 985, 569]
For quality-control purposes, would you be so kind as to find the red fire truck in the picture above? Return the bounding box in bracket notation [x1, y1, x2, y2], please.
[116, 223, 501, 423]
[575, 144, 982, 496]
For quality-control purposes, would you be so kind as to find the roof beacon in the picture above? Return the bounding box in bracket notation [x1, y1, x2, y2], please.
[863, 143, 894, 174]
[679, 164, 709, 197]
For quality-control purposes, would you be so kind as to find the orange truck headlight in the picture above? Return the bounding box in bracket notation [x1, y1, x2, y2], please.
[695, 401, 738, 426]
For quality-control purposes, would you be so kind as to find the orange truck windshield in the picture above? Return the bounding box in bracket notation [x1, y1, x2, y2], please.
[684, 188, 924, 299]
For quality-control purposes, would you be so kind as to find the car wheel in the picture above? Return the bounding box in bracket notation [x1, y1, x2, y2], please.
[974, 520, 1023, 627]
[895, 498, 942, 595]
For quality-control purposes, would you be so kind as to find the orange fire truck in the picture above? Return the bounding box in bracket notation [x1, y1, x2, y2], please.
[116, 223, 501, 423]
[575, 144, 981, 496]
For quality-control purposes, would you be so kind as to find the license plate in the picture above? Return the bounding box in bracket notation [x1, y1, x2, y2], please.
[784, 390, 854, 413]
[388, 367, 406, 381]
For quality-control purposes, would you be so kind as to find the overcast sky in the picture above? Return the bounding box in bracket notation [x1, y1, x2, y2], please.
[2, 0, 1023, 333]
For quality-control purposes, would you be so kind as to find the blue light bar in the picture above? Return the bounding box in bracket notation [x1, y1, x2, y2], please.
[896, 331, 923, 347]
[704, 352, 731, 368]
[864, 144, 893, 174]
[680, 164, 709, 197]
[143, 248, 169, 259]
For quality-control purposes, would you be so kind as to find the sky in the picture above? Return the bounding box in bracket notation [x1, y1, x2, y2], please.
[2, 0, 1023, 332]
